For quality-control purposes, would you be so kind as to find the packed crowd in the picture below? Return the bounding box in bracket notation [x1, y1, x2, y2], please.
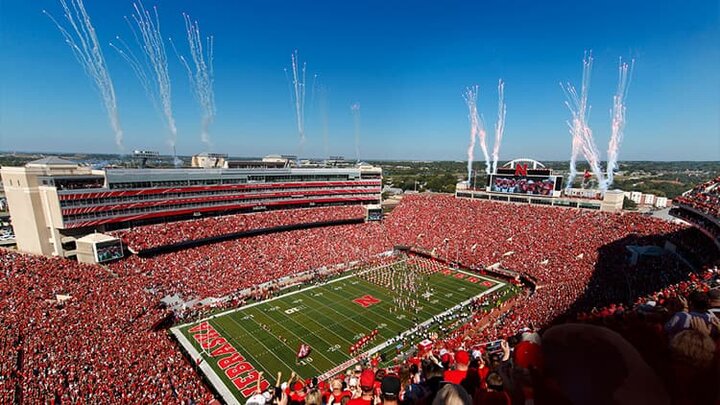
[385, 195, 718, 341]
[114, 206, 366, 251]
[0, 251, 213, 404]
[674, 175, 720, 219]
[110, 221, 394, 300]
[2, 190, 720, 404]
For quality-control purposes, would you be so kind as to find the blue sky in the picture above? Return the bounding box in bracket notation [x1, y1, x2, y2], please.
[0, 0, 718, 160]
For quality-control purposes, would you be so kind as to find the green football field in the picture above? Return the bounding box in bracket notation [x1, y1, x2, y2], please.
[172, 257, 509, 403]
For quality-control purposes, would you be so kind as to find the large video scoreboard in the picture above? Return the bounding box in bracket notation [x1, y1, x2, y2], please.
[487, 166, 563, 197]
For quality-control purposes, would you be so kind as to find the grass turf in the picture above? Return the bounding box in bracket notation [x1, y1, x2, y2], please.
[174, 258, 508, 402]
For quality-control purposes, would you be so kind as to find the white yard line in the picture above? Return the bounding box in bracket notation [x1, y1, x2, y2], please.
[249, 305, 342, 369]
[277, 295, 360, 346]
[317, 280, 505, 380]
[225, 310, 324, 375]
[312, 283, 410, 331]
[193, 256, 401, 322]
[301, 290, 377, 333]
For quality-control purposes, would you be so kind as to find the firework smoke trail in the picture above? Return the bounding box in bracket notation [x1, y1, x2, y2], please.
[128, 1, 178, 161]
[463, 86, 478, 182]
[110, 36, 162, 121]
[492, 80, 506, 174]
[44, 0, 123, 150]
[561, 52, 594, 189]
[605, 58, 634, 189]
[478, 118, 490, 175]
[578, 122, 606, 190]
[289, 50, 307, 146]
[351, 103, 361, 162]
[463, 86, 490, 180]
[174, 13, 216, 151]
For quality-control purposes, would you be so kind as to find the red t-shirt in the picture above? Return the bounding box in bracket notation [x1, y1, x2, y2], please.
[288, 391, 306, 404]
[444, 369, 467, 384]
[477, 365, 490, 385]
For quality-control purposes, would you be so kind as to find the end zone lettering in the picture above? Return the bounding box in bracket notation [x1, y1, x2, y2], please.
[189, 323, 270, 397]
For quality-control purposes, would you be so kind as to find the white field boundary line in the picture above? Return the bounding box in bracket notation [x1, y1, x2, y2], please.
[317, 272, 506, 381]
[170, 326, 240, 405]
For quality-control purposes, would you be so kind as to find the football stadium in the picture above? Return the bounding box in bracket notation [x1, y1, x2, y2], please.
[2, 152, 719, 404]
[3, 1, 720, 404]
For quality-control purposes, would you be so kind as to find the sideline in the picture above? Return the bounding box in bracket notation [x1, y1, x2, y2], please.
[171, 326, 240, 405]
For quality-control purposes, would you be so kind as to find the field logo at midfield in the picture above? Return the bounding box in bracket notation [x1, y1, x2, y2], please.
[353, 294, 381, 308]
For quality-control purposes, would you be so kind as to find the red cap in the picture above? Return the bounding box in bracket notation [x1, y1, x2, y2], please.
[455, 350, 470, 365]
[293, 381, 303, 391]
[360, 369, 375, 388]
[371, 357, 379, 367]
[514, 341, 543, 369]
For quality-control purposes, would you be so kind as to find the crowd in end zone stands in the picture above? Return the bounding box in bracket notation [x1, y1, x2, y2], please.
[673, 175, 720, 220]
[114, 206, 366, 251]
[2, 192, 720, 404]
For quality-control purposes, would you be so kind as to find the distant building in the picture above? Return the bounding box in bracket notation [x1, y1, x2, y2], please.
[623, 190, 669, 209]
[191, 153, 227, 168]
[132, 150, 160, 168]
[382, 186, 403, 196]
[600, 190, 625, 212]
[262, 154, 289, 164]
